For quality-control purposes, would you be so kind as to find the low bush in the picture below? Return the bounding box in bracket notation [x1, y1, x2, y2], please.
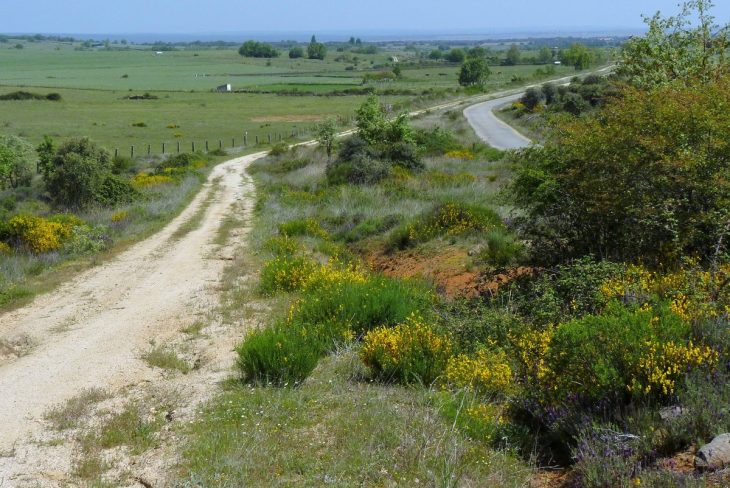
[259, 255, 317, 295]
[445, 348, 514, 398]
[326, 155, 391, 186]
[5, 214, 81, 253]
[361, 314, 452, 384]
[268, 142, 289, 157]
[132, 172, 173, 187]
[388, 202, 504, 250]
[236, 324, 322, 385]
[289, 276, 434, 337]
[479, 230, 525, 267]
[414, 127, 461, 156]
[278, 218, 328, 239]
[95, 175, 139, 206]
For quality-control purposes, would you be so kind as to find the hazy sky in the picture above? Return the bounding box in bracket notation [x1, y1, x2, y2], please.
[2, 0, 729, 36]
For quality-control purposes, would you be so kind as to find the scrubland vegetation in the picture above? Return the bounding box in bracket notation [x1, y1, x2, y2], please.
[174, 2, 730, 486]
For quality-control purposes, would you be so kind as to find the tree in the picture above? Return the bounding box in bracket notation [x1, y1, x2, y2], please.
[445, 48, 465, 63]
[467, 46, 488, 59]
[349, 36, 356, 45]
[355, 96, 414, 147]
[392, 64, 402, 78]
[0, 135, 33, 189]
[538, 46, 553, 64]
[42, 138, 112, 208]
[505, 44, 521, 65]
[288, 46, 304, 59]
[428, 50, 442, 60]
[316, 119, 338, 161]
[308, 36, 327, 60]
[36, 135, 55, 178]
[238, 40, 279, 58]
[617, 0, 730, 89]
[458, 58, 491, 87]
[509, 78, 730, 265]
[560, 43, 592, 70]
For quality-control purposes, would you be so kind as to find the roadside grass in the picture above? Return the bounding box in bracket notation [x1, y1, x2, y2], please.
[73, 392, 179, 483]
[0, 154, 232, 313]
[141, 344, 192, 374]
[44, 388, 111, 431]
[175, 349, 530, 487]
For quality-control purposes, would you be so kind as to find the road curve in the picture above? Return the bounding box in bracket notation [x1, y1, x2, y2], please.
[463, 93, 532, 150]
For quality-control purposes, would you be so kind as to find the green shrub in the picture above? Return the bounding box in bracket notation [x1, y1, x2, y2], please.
[278, 218, 328, 239]
[268, 142, 289, 157]
[94, 175, 139, 206]
[259, 255, 317, 295]
[326, 155, 391, 186]
[537, 303, 698, 404]
[388, 202, 504, 250]
[207, 148, 227, 156]
[479, 230, 525, 267]
[236, 324, 321, 385]
[290, 276, 434, 337]
[43, 137, 112, 209]
[263, 235, 301, 257]
[360, 314, 452, 384]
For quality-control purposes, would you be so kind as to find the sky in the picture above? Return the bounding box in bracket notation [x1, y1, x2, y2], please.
[1, 0, 729, 40]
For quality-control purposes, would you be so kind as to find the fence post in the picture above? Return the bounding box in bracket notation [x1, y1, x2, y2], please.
[205, 140, 209, 151]
[131, 145, 134, 158]
[147, 144, 151, 156]
[115, 148, 118, 158]
[162, 142, 166, 154]
[244, 134, 248, 146]
[255, 135, 259, 144]
[231, 138, 234, 148]
[268, 134, 272, 143]
[192, 141, 195, 152]
[219, 140, 222, 149]
[177, 141, 180, 153]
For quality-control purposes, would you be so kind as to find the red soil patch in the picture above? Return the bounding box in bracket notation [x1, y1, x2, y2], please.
[367, 246, 535, 298]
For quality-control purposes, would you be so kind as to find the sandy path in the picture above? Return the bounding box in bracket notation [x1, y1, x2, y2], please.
[0, 151, 264, 456]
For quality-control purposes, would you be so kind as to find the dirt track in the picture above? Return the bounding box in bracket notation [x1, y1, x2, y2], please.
[0, 152, 263, 485]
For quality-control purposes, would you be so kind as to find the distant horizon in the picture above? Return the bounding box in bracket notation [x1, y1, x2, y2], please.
[2, 27, 644, 44]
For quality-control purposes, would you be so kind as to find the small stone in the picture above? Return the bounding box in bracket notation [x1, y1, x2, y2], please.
[696, 433, 730, 471]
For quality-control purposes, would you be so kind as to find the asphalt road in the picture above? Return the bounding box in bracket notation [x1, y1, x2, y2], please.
[463, 93, 532, 150]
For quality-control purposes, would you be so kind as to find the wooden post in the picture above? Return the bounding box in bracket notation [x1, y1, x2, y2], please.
[162, 142, 166, 154]
[205, 140, 209, 151]
[147, 144, 151, 156]
[131, 145, 134, 158]
[192, 141, 196, 152]
[244, 134, 248, 146]
[219, 140, 222, 149]
[114, 148, 118, 158]
[268, 134, 272, 143]
[255, 135, 259, 144]
[177, 141, 180, 153]
[231, 138, 235, 148]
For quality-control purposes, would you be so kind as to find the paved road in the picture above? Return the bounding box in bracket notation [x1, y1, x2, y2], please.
[463, 93, 532, 150]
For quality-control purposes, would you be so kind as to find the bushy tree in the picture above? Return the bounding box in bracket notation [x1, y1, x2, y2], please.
[308, 36, 327, 60]
[520, 87, 544, 111]
[42, 138, 112, 208]
[505, 44, 521, 65]
[315, 118, 338, 161]
[238, 40, 279, 58]
[288, 46, 304, 59]
[458, 58, 491, 88]
[444, 48, 465, 63]
[617, 0, 729, 89]
[509, 78, 730, 265]
[560, 43, 593, 70]
[0, 135, 34, 189]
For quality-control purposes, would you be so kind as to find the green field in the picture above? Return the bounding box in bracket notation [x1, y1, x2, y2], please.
[0, 39, 589, 151]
